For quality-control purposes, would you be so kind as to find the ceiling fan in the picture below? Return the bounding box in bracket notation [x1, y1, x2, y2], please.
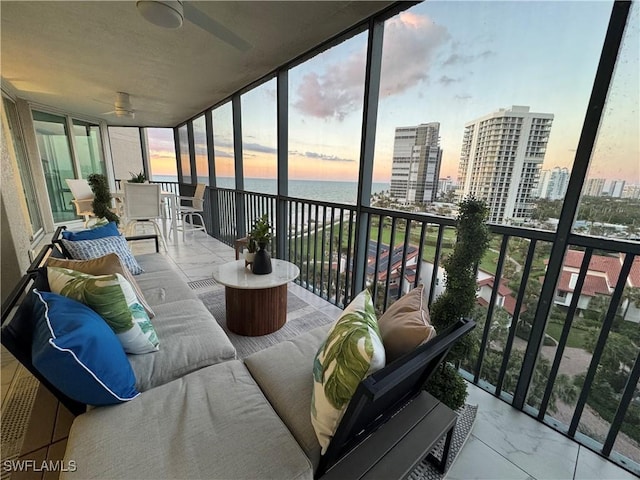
[102, 92, 135, 119]
[136, 0, 252, 52]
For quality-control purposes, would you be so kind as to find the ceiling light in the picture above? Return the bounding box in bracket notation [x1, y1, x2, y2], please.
[136, 1, 184, 29]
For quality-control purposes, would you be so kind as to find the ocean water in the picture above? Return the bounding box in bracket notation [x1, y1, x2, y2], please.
[152, 176, 389, 205]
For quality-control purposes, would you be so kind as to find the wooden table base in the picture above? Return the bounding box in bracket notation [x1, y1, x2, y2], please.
[225, 284, 287, 336]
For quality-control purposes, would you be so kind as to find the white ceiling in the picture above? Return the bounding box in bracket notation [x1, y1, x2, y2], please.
[1, 1, 395, 127]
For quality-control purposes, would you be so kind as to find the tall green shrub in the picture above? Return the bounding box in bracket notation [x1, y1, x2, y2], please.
[87, 173, 119, 225]
[427, 197, 489, 409]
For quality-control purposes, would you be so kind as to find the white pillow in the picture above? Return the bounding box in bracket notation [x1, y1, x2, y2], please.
[311, 289, 385, 454]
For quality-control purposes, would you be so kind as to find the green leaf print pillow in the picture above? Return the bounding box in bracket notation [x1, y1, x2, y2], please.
[311, 289, 385, 454]
[47, 266, 159, 354]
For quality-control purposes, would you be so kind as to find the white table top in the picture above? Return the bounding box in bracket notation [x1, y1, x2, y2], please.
[212, 259, 300, 290]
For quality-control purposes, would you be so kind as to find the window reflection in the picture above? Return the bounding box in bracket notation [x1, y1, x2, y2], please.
[192, 115, 208, 185]
[288, 31, 367, 204]
[178, 125, 191, 183]
[146, 127, 177, 181]
[213, 102, 235, 188]
[241, 78, 277, 194]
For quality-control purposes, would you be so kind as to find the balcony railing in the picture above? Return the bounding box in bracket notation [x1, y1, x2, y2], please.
[188, 182, 639, 475]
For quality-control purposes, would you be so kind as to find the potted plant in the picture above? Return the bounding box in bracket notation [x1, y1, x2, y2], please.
[244, 235, 258, 266]
[87, 173, 119, 225]
[128, 171, 147, 183]
[249, 214, 272, 275]
[427, 197, 489, 410]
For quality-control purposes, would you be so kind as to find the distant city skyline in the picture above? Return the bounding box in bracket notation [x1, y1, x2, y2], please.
[147, 1, 638, 188]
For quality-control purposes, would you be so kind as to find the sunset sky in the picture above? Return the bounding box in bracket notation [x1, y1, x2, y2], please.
[149, 1, 639, 186]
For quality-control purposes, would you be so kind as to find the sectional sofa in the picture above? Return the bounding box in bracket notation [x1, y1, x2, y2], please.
[1, 233, 474, 479]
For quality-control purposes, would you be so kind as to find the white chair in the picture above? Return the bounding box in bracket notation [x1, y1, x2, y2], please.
[123, 182, 168, 251]
[66, 178, 95, 227]
[172, 183, 207, 241]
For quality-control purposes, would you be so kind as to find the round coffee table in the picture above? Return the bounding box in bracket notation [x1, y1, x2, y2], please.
[212, 259, 300, 336]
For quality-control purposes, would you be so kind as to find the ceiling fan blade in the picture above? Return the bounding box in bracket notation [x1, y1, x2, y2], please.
[183, 3, 251, 52]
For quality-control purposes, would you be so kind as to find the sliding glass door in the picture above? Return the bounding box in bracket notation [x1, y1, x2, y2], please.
[32, 110, 106, 224]
[3, 96, 43, 238]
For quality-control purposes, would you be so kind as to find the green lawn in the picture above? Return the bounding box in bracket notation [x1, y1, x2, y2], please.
[544, 322, 590, 349]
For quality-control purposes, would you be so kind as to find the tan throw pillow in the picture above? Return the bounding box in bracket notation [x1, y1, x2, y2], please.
[48, 253, 155, 318]
[377, 284, 436, 363]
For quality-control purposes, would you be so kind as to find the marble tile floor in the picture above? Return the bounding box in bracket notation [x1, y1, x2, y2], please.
[1, 230, 636, 480]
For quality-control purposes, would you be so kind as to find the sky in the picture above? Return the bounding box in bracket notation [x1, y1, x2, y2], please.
[148, 1, 639, 186]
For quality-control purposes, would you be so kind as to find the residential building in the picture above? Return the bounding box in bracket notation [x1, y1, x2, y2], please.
[437, 176, 456, 198]
[389, 123, 442, 204]
[536, 166, 570, 200]
[477, 276, 526, 319]
[584, 178, 606, 197]
[456, 106, 553, 223]
[622, 184, 640, 199]
[549, 250, 640, 323]
[366, 240, 419, 297]
[606, 179, 626, 198]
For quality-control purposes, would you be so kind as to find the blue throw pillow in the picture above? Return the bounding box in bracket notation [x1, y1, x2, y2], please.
[30, 290, 139, 406]
[61, 221, 119, 241]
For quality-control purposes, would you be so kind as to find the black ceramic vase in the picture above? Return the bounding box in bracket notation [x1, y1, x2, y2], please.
[252, 243, 272, 275]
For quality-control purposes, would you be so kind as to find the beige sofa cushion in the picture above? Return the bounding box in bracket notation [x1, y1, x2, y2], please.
[63, 361, 313, 480]
[244, 324, 330, 470]
[128, 299, 236, 391]
[377, 284, 436, 363]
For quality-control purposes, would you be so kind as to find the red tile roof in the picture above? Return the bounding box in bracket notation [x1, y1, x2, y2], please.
[556, 270, 611, 296]
[560, 250, 640, 288]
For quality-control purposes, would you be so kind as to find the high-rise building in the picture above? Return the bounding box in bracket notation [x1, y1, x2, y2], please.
[438, 176, 456, 198]
[536, 166, 570, 200]
[622, 184, 640, 199]
[584, 178, 605, 197]
[606, 179, 626, 198]
[389, 123, 442, 204]
[457, 106, 553, 223]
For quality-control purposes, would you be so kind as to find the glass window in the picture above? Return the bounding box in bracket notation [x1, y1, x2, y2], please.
[178, 125, 191, 183]
[108, 127, 143, 183]
[3, 97, 43, 236]
[288, 31, 368, 204]
[372, 1, 611, 225]
[146, 127, 177, 182]
[575, 1, 639, 240]
[32, 110, 76, 223]
[241, 78, 277, 194]
[213, 102, 235, 189]
[73, 119, 105, 178]
[192, 115, 208, 185]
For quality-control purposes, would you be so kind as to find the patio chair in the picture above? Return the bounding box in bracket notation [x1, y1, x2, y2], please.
[122, 182, 168, 250]
[65, 178, 95, 228]
[172, 183, 207, 241]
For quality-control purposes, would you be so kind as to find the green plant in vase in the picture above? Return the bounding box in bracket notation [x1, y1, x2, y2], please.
[128, 171, 147, 183]
[250, 214, 272, 274]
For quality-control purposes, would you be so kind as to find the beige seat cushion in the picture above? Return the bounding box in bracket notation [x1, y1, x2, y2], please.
[244, 325, 330, 470]
[128, 299, 236, 391]
[63, 361, 313, 480]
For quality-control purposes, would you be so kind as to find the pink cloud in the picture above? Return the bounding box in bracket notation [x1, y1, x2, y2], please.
[293, 12, 449, 121]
